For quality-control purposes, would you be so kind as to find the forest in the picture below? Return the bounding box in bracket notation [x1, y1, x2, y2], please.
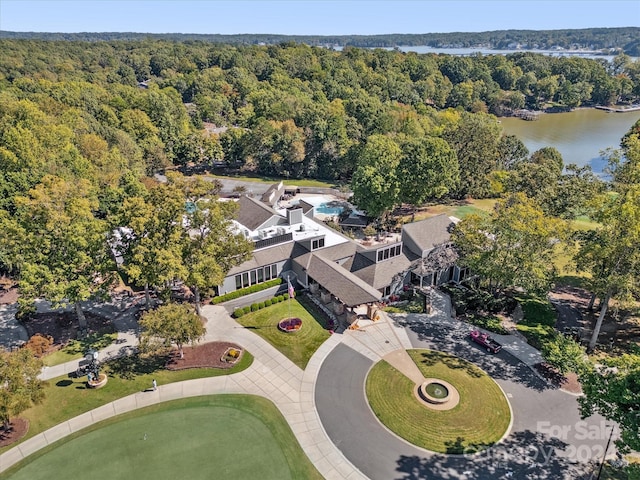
[1, 38, 639, 193]
[2, 27, 639, 55]
[0, 37, 639, 462]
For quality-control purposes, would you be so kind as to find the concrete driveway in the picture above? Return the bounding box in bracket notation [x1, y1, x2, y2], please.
[315, 315, 609, 480]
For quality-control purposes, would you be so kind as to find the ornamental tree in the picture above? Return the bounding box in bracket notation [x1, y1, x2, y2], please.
[138, 303, 205, 359]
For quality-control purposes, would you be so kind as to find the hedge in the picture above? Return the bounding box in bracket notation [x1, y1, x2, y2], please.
[212, 278, 283, 304]
[233, 295, 288, 318]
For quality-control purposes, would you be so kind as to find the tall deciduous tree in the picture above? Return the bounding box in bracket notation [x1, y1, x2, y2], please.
[138, 303, 205, 359]
[0, 348, 44, 430]
[452, 193, 566, 293]
[442, 111, 502, 198]
[496, 134, 529, 170]
[575, 185, 640, 351]
[1, 176, 114, 326]
[350, 134, 402, 221]
[398, 136, 459, 208]
[179, 194, 253, 316]
[118, 182, 188, 306]
[576, 128, 640, 350]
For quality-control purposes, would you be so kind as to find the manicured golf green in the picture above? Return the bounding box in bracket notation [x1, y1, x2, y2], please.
[1, 395, 322, 480]
[5, 351, 253, 451]
[366, 349, 511, 454]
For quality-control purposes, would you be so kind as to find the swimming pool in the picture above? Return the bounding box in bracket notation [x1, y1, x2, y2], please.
[315, 202, 345, 216]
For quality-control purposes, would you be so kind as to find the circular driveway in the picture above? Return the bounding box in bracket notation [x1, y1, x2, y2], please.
[316, 316, 608, 480]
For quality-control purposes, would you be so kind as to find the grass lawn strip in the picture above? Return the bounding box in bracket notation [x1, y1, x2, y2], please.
[204, 173, 335, 188]
[0, 395, 323, 480]
[366, 349, 510, 454]
[0, 351, 253, 453]
[235, 299, 331, 369]
[42, 332, 118, 366]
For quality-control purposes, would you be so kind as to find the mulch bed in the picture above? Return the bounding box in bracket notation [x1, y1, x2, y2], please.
[534, 362, 582, 394]
[165, 341, 244, 370]
[21, 311, 116, 350]
[0, 287, 18, 305]
[0, 418, 29, 448]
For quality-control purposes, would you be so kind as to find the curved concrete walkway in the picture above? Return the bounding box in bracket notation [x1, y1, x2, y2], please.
[0, 304, 367, 479]
[0, 290, 611, 479]
[314, 292, 609, 480]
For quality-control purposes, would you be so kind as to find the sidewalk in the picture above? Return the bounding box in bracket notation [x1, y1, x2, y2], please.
[1, 289, 548, 478]
[2, 303, 368, 480]
[38, 297, 143, 381]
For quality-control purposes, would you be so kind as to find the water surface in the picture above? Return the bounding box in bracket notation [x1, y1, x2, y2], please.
[500, 109, 640, 174]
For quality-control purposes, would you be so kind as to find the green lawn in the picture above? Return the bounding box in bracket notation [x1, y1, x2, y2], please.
[235, 299, 331, 369]
[410, 199, 496, 222]
[1, 350, 253, 453]
[42, 332, 118, 367]
[203, 173, 337, 188]
[366, 349, 511, 454]
[0, 395, 323, 480]
[513, 294, 557, 350]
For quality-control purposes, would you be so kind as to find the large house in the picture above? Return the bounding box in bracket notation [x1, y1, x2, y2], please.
[219, 185, 467, 314]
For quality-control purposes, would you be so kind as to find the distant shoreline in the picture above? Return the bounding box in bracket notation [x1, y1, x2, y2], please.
[594, 105, 640, 113]
[499, 104, 640, 120]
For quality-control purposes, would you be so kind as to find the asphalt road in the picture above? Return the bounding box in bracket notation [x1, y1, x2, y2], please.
[316, 319, 610, 480]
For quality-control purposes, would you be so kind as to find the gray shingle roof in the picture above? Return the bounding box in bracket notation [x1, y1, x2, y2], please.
[349, 247, 414, 289]
[301, 254, 382, 306]
[402, 214, 455, 255]
[236, 195, 280, 231]
[227, 242, 294, 276]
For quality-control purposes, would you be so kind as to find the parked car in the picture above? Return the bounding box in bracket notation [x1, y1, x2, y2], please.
[469, 330, 502, 353]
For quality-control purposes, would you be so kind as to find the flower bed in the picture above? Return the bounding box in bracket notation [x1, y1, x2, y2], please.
[221, 347, 243, 364]
[278, 317, 303, 333]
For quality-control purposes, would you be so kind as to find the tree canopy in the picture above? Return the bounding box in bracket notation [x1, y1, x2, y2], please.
[0, 348, 44, 429]
[138, 303, 206, 359]
[452, 193, 566, 293]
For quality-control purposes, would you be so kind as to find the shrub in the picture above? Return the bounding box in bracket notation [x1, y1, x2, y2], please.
[257, 301, 265, 309]
[24, 333, 54, 357]
[242, 306, 251, 315]
[265, 299, 273, 306]
[212, 278, 283, 304]
[233, 308, 244, 318]
[541, 333, 587, 375]
[466, 314, 508, 335]
[250, 303, 259, 312]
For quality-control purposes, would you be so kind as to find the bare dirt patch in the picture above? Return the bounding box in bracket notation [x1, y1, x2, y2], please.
[0, 287, 18, 305]
[549, 286, 592, 310]
[551, 286, 640, 352]
[165, 341, 244, 370]
[534, 362, 582, 394]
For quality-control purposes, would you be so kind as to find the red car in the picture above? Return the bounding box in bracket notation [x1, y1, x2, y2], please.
[469, 330, 502, 353]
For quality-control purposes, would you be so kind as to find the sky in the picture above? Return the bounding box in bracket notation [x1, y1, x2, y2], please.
[0, 0, 638, 36]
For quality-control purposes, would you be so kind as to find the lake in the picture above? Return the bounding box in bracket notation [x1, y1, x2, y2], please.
[394, 46, 620, 62]
[333, 45, 625, 62]
[499, 109, 640, 175]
